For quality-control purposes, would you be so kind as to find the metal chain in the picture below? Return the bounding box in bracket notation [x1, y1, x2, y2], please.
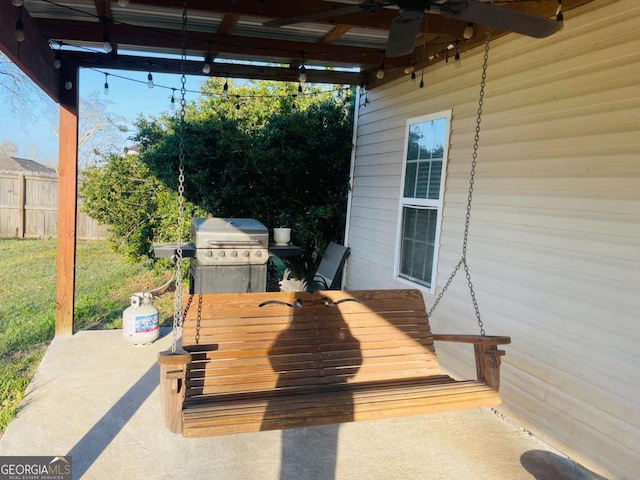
[428, 29, 491, 336]
[171, 0, 188, 354]
[195, 295, 203, 345]
[183, 293, 194, 319]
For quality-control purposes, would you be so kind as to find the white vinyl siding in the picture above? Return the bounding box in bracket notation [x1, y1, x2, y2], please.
[344, 1, 640, 479]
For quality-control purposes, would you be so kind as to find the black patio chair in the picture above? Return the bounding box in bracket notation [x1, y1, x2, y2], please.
[279, 242, 350, 292]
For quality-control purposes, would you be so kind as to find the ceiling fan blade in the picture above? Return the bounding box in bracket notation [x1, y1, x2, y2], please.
[386, 9, 423, 57]
[263, 3, 382, 28]
[436, 0, 563, 38]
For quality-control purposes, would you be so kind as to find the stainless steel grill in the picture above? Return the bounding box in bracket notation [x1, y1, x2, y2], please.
[189, 217, 269, 294]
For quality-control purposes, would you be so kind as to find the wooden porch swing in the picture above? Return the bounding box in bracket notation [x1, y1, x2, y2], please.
[159, 289, 510, 437]
[158, 10, 510, 437]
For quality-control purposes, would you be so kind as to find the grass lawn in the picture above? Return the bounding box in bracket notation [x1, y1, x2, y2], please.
[0, 238, 173, 433]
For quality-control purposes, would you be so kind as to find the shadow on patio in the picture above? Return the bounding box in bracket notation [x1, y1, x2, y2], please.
[0, 329, 604, 480]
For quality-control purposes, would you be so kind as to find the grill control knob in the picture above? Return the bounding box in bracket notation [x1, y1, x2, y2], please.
[218, 251, 226, 258]
[206, 250, 213, 257]
[255, 250, 263, 258]
[230, 250, 238, 257]
[242, 250, 250, 257]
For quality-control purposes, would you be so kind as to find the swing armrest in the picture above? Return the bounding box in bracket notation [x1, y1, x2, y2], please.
[432, 334, 511, 345]
[158, 349, 192, 434]
[433, 334, 511, 391]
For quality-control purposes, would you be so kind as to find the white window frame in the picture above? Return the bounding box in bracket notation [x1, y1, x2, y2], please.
[393, 109, 452, 295]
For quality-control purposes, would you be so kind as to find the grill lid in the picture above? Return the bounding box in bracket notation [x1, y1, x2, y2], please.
[191, 218, 268, 249]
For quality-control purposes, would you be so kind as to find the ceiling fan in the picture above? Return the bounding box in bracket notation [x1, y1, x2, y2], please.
[263, 0, 563, 57]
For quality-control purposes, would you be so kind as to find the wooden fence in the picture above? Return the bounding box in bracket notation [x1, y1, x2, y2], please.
[0, 173, 108, 240]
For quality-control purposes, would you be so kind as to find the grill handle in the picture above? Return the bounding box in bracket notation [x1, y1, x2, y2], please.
[206, 239, 262, 246]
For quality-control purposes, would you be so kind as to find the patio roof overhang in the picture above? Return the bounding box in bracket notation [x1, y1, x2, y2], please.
[1, 0, 597, 104]
[0, 0, 598, 336]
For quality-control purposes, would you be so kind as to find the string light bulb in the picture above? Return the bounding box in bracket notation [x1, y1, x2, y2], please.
[103, 73, 110, 95]
[360, 82, 369, 107]
[147, 72, 154, 88]
[418, 8, 428, 90]
[12, 0, 24, 6]
[445, 42, 455, 64]
[291, 102, 297, 114]
[299, 64, 306, 84]
[376, 51, 385, 80]
[103, 32, 113, 53]
[454, 43, 461, 68]
[118, 0, 130, 6]
[556, 0, 564, 21]
[15, 7, 25, 43]
[463, 23, 474, 40]
[65, 80, 73, 90]
[298, 83, 303, 94]
[202, 55, 211, 74]
[298, 51, 307, 83]
[222, 80, 229, 98]
[15, 22, 24, 42]
[202, 43, 212, 74]
[170, 89, 176, 109]
[53, 42, 63, 68]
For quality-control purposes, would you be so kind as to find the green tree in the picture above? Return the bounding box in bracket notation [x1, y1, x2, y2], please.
[83, 79, 354, 275]
[252, 100, 354, 273]
[80, 153, 204, 260]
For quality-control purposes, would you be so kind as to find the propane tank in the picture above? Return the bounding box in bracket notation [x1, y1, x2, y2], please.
[122, 292, 159, 345]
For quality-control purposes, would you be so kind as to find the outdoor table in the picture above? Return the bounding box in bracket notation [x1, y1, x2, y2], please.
[268, 243, 304, 258]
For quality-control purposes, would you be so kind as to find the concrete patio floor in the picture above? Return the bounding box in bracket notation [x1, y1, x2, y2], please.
[0, 328, 607, 480]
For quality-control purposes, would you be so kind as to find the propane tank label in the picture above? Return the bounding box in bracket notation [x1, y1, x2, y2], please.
[132, 313, 159, 333]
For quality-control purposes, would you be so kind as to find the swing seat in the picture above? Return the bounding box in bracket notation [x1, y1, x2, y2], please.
[158, 289, 510, 437]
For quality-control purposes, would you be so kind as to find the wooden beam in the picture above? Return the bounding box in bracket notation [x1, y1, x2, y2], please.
[62, 51, 364, 85]
[94, 0, 113, 20]
[217, 13, 239, 35]
[0, 2, 59, 101]
[38, 19, 402, 68]
[320, 25, 352, 44]
[55, 65, 79, 337]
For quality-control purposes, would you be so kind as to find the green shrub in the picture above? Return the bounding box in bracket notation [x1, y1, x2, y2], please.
[82, 80, 355, 278]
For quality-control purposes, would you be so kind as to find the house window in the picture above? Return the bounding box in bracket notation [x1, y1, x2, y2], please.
[395, 110, 451, 292]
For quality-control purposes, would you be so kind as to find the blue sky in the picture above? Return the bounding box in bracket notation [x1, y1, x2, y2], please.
[0, 63, 206, 166]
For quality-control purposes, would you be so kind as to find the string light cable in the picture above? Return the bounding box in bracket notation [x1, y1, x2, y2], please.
[83, 64, 350, 103]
